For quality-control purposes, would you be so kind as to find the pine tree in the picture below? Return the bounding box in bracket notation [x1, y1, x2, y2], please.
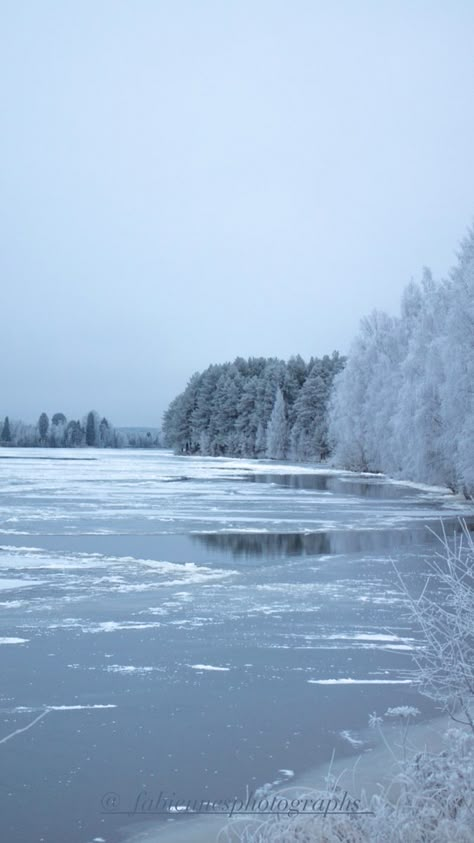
[266, 387, 288, 459]
[86, 411, 97, 446]
[1, 416, 11, 443]
[38, 412, 49, 444]
[99, 417, 111, 447]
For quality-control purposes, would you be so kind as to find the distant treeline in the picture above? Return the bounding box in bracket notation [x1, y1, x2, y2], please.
[0, 411, 161, 449]
[163, 353, 345, 460]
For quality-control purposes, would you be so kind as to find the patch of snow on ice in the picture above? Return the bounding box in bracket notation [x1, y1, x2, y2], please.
[0, 637, 29, 644]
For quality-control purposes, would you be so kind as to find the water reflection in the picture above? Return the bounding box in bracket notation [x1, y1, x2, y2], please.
[245, 472, 417, 498]
[193, 520, 473, 560]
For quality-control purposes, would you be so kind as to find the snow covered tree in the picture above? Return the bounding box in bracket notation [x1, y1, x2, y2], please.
[38, 412, 49, 444]
[394, 270, 448, 485]
[441, 225, 474, 495]
[85, 411, 98, 446]
[235, 376, 259, 456]
[65, 420, 83, 447]
[266, 387, 288, 459]
[99, 417, 112, 447]
[329, 220, 474, 496]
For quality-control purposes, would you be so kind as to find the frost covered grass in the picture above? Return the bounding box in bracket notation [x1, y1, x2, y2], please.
[218, 717, 474, 842]
[219, 522, 474, 842]
[397, 521, 474, 730]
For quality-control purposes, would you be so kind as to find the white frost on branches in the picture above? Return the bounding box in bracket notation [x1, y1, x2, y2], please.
[329, 224, 474, 496]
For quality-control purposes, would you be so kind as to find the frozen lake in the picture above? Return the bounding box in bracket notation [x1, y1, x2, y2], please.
[0, 448, 471, 843]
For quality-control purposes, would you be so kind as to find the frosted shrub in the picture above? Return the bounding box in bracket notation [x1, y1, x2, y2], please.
[399, 521, 474, 730]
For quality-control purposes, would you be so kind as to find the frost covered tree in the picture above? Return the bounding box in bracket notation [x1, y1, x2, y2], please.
[291, 366, 326, 460]
[395, 271, 448, 485]
[99, 417, 112, 447]
[441, 225, 474, 495]
[38, 412, 49, 444]
[329, 221, 474, 495]
[292, 353, 345, 461]
[65, 420, 83, 447]
[235, 376, 259, 456]
[328, 318, 387, 472]
[265, 388, 288, 459]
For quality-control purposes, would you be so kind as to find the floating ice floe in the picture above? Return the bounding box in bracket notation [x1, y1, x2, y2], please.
[0, 637, 29, 644]
[326, 633, 409, 642]
[340, 730, 365, 747]
[47, 704, 117, 710]
[189, 664, 230, 671]
[308, 678, 412, 685]
[105, 665, 161, 675]
[82, 620, 163, 633]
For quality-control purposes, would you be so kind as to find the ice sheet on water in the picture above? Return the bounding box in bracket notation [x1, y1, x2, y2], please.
[0, 545, 237, 596]
[0, 577, 45, 590]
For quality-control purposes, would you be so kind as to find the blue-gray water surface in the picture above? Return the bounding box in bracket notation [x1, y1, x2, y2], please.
[0, 449, 471, 843]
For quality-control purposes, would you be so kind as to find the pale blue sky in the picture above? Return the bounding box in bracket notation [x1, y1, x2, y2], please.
[1, 1, 473, 425]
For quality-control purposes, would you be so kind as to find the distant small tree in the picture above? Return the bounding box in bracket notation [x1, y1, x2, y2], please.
[38, 412, 49, 443]
[86, 411, 97, 446]
[99, 417, 111, 447]
[1, 416, 11, 443]
[66, 420, 83, 447]
[49, 413, 67, 447]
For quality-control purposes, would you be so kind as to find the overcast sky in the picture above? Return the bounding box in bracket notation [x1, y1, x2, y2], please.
[1, 1, 473, 426]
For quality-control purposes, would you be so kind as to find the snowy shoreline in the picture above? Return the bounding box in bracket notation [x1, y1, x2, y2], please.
[122, 710, 455, 843]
